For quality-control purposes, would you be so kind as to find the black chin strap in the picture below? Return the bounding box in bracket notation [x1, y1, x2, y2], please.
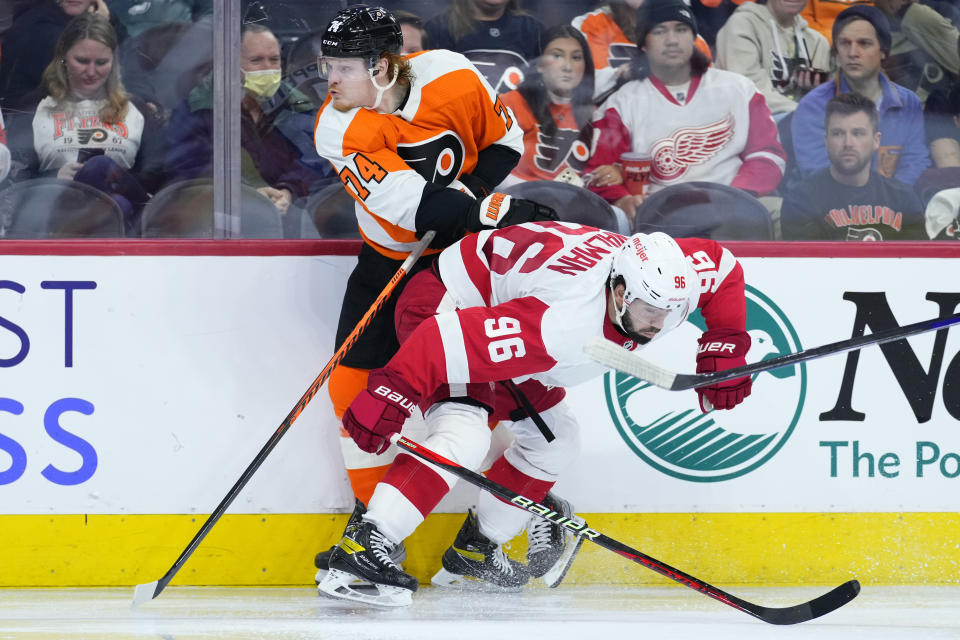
[499, 380, 555, 442]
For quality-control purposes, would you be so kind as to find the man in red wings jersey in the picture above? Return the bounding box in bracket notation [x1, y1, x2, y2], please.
[311, 5, 557, 581]
[318, 221, 752, 607]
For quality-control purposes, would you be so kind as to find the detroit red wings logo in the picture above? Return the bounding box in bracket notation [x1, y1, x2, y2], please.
[650, 115, 734, 181]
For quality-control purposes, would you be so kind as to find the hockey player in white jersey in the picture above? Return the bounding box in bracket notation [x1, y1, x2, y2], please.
[318, 221, 752, 607]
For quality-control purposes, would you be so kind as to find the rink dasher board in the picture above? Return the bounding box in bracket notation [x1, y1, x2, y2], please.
[0, 241, 958, 586]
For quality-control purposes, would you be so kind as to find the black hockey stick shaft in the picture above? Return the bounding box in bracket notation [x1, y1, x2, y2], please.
[390, 433, 859, 625]
[132, 231, 436, 607]
[674, 311, 960, 390]
[586, 311, 960, 391]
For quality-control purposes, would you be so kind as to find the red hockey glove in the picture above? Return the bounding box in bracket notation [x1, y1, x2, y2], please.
[695, 328, 752, 412]
[467, 193, 558, 232]
[342, 368, 420, 454]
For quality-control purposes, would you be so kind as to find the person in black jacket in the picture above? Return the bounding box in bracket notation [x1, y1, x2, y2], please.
[782, 93, 925, 240]
[0, 0, 127, 111]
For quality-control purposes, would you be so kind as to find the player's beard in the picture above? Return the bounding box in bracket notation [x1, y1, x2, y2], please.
[621, 313, 659, 345]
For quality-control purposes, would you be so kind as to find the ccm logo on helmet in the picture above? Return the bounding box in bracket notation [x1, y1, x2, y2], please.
[373, 385, 417, 411]
[485, 193, 507, 221]
[698, 341, 736, 354]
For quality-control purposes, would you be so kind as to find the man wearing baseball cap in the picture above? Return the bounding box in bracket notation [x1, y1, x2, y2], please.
[584, 0, 786, 221]
[790, 5, 930, 185]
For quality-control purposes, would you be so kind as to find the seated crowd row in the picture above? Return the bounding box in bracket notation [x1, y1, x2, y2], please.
[0, 0, 956, 240]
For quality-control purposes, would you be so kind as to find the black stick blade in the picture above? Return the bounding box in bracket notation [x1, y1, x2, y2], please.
[746, 579, 860, 625]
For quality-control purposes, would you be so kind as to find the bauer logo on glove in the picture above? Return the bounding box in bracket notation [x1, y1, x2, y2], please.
[694, 328, 752, 413]
[343, 368, 421, 454]
[372, 385, 417, 413]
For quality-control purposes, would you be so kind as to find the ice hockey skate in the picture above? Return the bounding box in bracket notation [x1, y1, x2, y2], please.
[313, 499, 407, 586]
[431, 509, 530, 591]
[526, 492, 585, 587]
[318, 514, 418, 607]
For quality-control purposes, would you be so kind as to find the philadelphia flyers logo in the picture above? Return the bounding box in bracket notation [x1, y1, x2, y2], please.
[608, 42, 639, 71]
[462, 49, 529, 93]
[534, 126, 592, 173]
[77, 128, 109, 144]
[397, 131, 466, 186]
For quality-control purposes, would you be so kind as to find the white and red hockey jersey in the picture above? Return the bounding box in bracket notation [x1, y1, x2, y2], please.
[389, 221, 745, 398]
[313, 50, 523, 259]
[586, 67, 786, 200]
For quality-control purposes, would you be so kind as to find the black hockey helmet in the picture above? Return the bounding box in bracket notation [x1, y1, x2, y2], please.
[320, 6, 402, 68]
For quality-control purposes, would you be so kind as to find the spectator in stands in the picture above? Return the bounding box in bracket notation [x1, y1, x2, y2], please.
[394, 10, 429, 54]
[800, 0, 862, 42]
[782, 93, 925, 240]
[0, 0, 127, 110]
[716, 0, 831, 118]
[164, 23, 329, 214]
[791, 6, 930, 185]
[498, 24, 596, 187]
[5, 13, 164, 233]
[572, 0, 712, 101]
[424, 0, 544, 92]
[585, 0, 785, 221]
[108, 0, 213, 37]
[915, 84, 960, 204]
[923, 186, 960, 239]
[0, 107, 10, 183]
[874, 0, 960, 104]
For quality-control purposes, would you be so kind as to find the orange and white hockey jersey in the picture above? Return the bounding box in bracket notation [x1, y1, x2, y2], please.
[313, 50, 523, 259]
[572, 7, 713, 100]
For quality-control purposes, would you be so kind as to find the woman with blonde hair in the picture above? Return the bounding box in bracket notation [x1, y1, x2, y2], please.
[9, 12, 163, 233]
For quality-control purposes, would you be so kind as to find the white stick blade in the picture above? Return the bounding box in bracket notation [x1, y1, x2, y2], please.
[582, 336, 678, 389]
[132, 580, 159, 608]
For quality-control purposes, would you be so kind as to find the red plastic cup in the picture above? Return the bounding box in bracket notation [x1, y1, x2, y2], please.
[620, 152, 652, 197]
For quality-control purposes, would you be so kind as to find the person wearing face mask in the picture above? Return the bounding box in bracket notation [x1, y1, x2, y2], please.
[0, 0, 126, 110]
[163, 22, 329, 212]
[5, 13, 163, 233]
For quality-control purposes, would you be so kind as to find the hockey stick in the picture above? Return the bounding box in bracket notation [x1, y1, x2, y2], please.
[132, 231, 436, 607]
[390, 433, 859, 625]
[584, 311, 960, 391]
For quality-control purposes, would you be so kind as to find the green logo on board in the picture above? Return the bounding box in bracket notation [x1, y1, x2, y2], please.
[603, 286, 806, 482]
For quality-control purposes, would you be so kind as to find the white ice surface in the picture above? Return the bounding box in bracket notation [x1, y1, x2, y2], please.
[1, 585, 959, 639]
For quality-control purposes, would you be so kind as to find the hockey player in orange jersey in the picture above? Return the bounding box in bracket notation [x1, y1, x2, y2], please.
[311, 5, 557, 584]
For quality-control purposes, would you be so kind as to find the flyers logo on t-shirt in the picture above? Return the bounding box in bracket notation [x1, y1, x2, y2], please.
[396, 131, 466, 186]
[77, 128, 109, 144]
[534, 126, 591, 173]
[608, 42, 638, 70]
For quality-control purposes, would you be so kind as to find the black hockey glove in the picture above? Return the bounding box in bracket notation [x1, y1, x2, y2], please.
[466, 193, 558, 232]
